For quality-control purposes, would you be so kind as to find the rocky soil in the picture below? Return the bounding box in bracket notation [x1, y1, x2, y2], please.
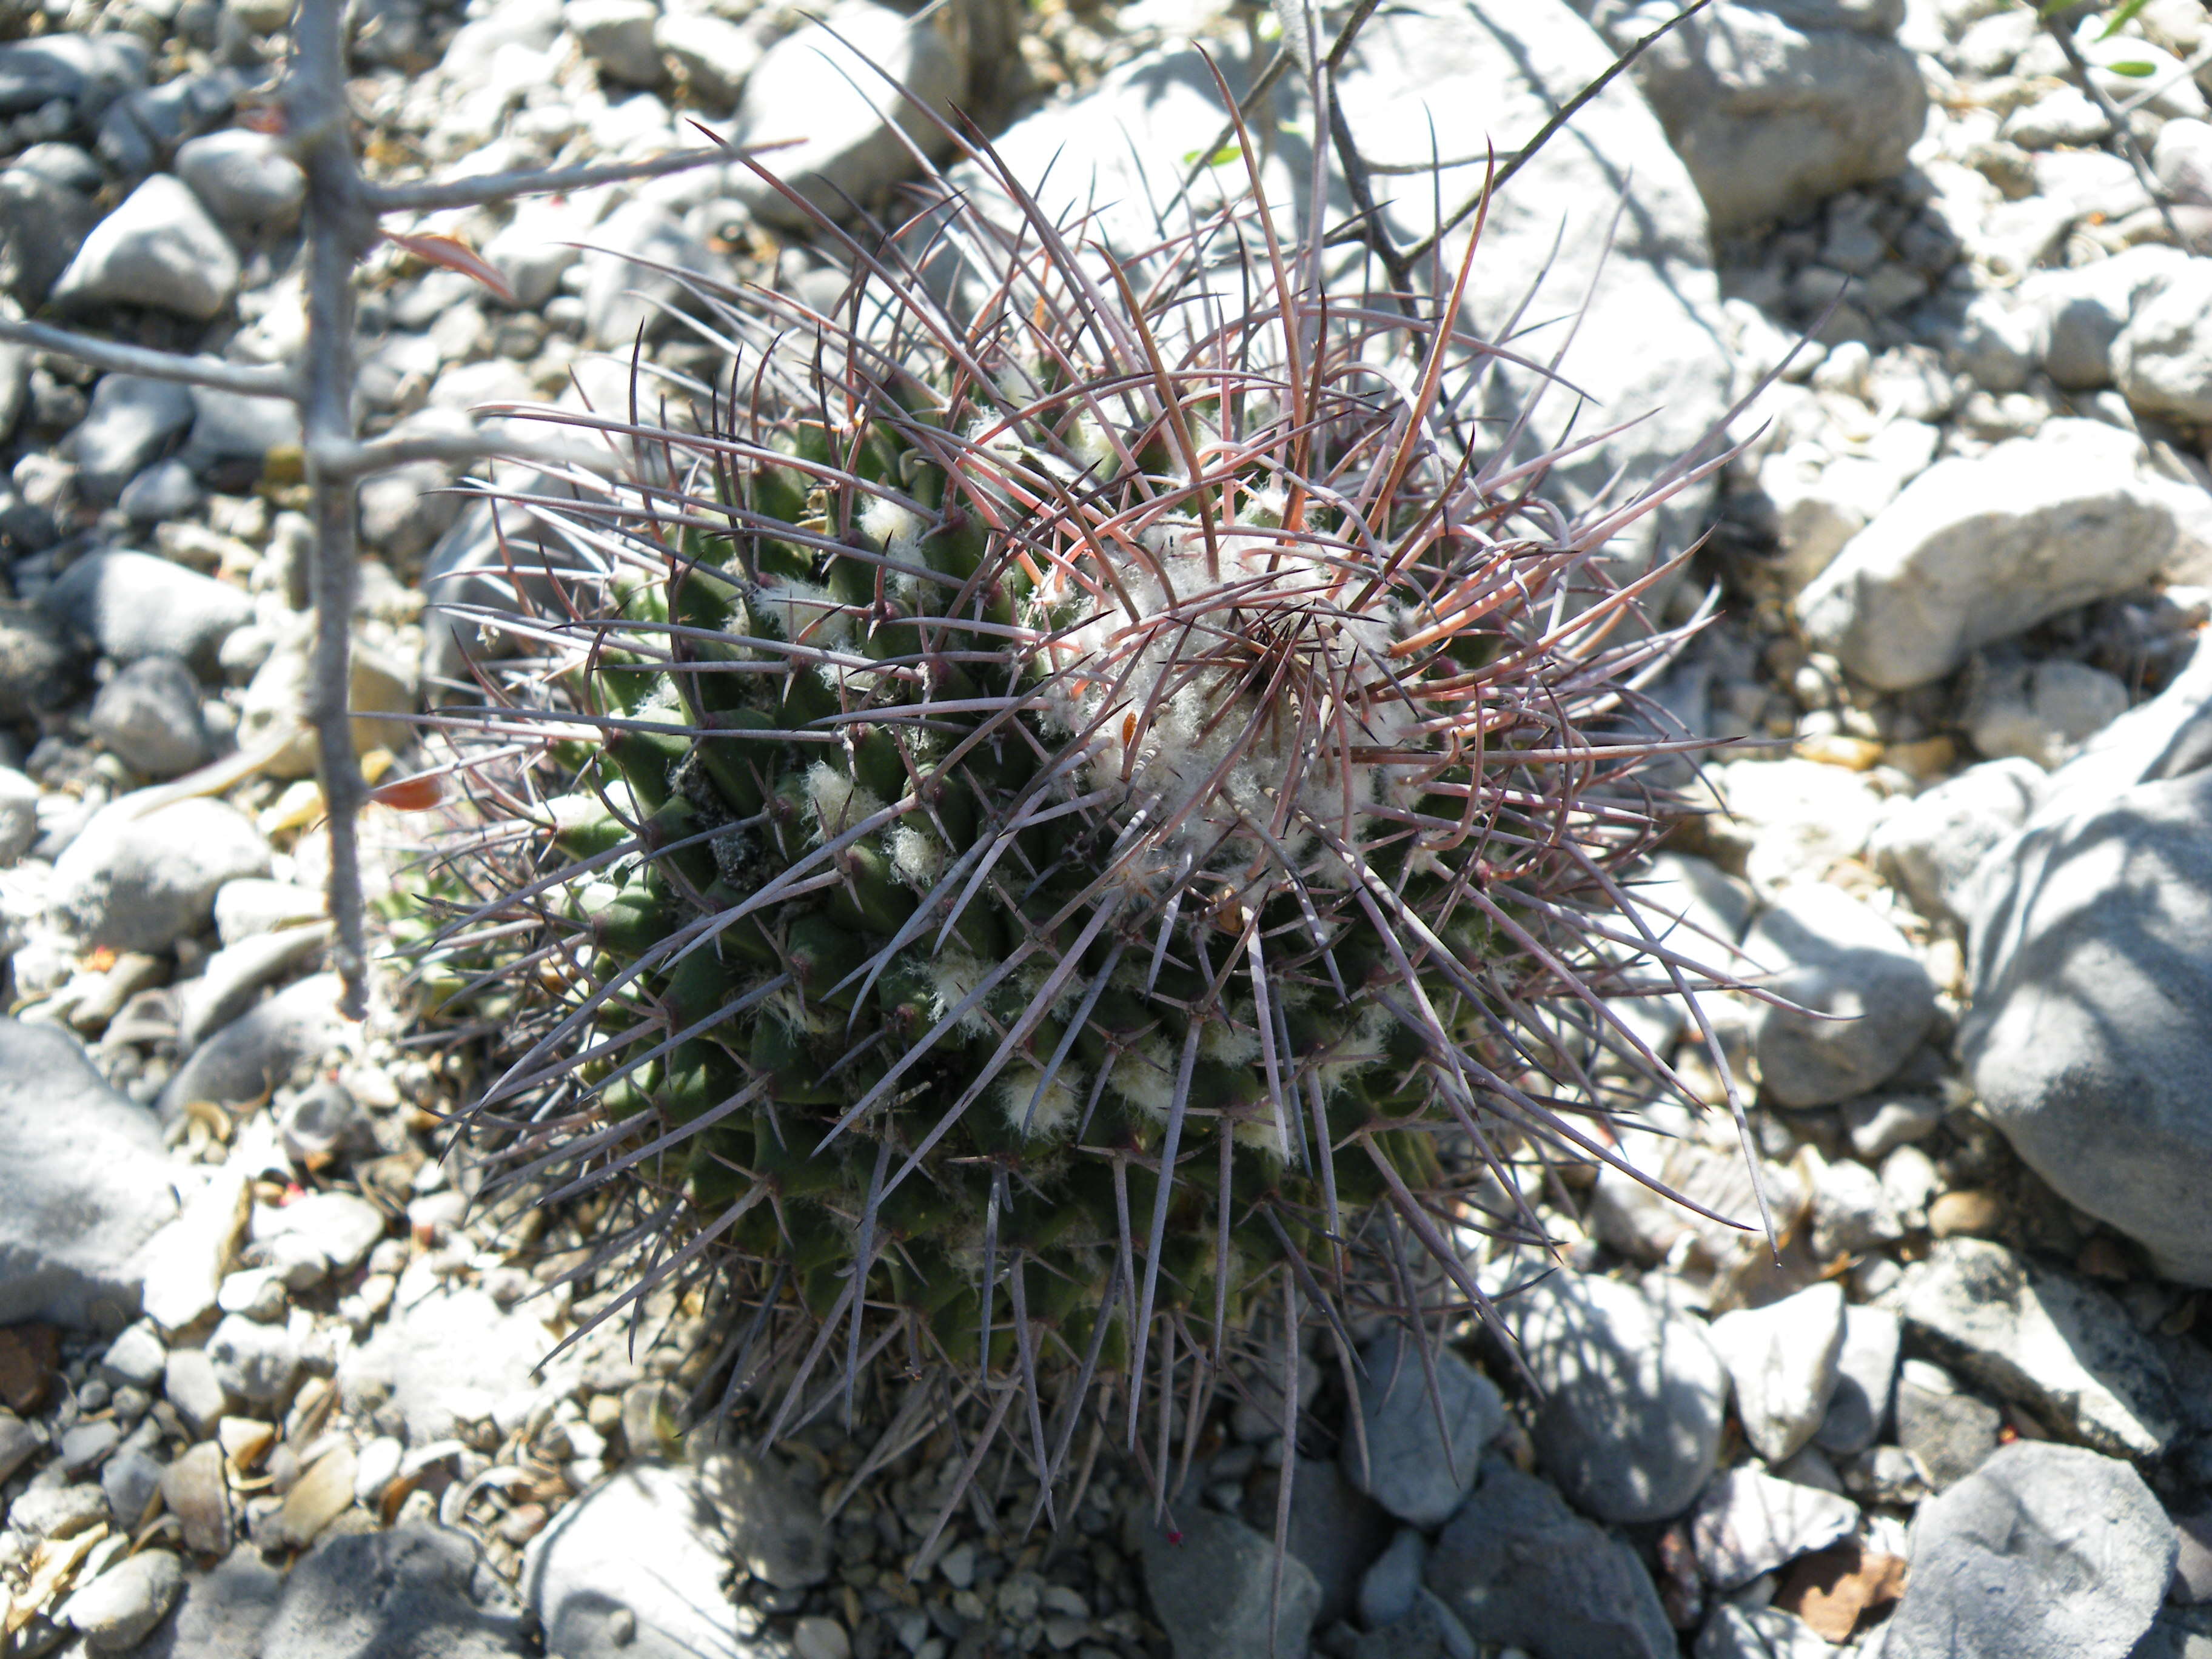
[7, 0, 2212, 1656]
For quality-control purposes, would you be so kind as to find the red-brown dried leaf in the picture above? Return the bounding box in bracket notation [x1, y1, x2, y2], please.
[1775, 1543, 1909, 1641]
[383, 232, 516, 304]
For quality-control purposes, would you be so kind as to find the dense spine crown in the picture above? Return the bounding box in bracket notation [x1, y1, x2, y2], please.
[423, 87, 1738, 1520]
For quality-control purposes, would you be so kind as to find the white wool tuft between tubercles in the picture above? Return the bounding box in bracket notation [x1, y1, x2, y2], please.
[1028, 528, 1424, 887]
[805, 762, 885, 842]
[998, 1063, 1087, 1139]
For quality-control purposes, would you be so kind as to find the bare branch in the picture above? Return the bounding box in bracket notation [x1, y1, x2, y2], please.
[341, 427, 604, 479]
[2040, 13, 2188, 246]
[0, 318, 297, 399]
[366, 146, 738, 214]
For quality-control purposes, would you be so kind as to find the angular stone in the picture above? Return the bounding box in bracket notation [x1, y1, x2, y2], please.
[1798, 420, 2207, 691]
[1883, 1443, 2173, 1659]
[1897, 1237, 2179, 1458]
[1138, 1506, 1320, 1659]
[1425, 1456, 1675, 1659]
[42, 549, 252, 677]
[1691, 1465, 1859, 1592]
[1344, 1328, 1503, 1527]
[1504, 1269, 1728, 1523]
[50, 175, 239, 320]
[50, 796, 270, 954]
[0, 1019, 176, 1327]
[1709, 1282, 1848, 1464]
[521, 1463, 756, 1659]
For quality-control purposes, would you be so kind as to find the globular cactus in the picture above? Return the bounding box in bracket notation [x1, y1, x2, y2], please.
[421, 85, 1740, 1527]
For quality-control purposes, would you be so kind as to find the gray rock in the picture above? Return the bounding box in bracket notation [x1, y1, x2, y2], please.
[1425, 1455, 1674, 1659]
[2022, 246, 2187, 390]
[1359, 1528, 1427, 1630]
[102, 1439, 164, 1530]
[140, 1165, 249, 1334]
[160, 1441, 232, 1555]
[0, 34, 145, 118]
[0, 766, 36, 865]
[1962, 763, 2212, 1284]
[42, 549, 252, 675]
[0, 600, 83, 720]
[158, 972, 343, 1115]
[1797, 421, 2205, 691]
[50, 796, 270, 953]
[65, 374, 194, 503]
[1968, 657, 2132, 770]
[1504, 1269, 1728, 1523]
[576, 198, 720, 350]
[212, 879, 326, 945]
[1870, 758, 2043, 923]
[0, 163, 100, 306]
[1138, 1506, 1320, 1659]
[59, 1548, 183, 1653]
[9, 1482, 110, 1539]
[1747, 883, 1938, 1107]
[162, 1348, 228, 1436]
[521, 1464, 750, 1659]
[568, 0, 663, 87]
[252, 1523, 526, 1659]
[1885, 1442, 2173, 1659]
[1580, 0, 1926, 232]
[135, 1547, 284, 1659]
[961, 0, 1730, 592]
[1898, 1237, 2180, 1457]
[694, 1446, 827, 1590]
[2117, 259, 2212, 423]
[1690, 1465, 1858, 1592]
[89, 655, 212, 779]
[0, 1409, 38, 1483]
[1814, 1304, 1899, 1456]
[1696, 1604, 1835, 1659]
[1344, 1329, 1503, 1527]
[1244, 1456, 1391, 1631]
[1809, 1152, 1904, 1257]
[338, 1276, 572, 1445]
[654, 10, 760, 110]
[1894, 1372, 2002, 1491]
[731, 2, 960, 228]
[59, 1418, 119, 1474]
[175, 923, 331, 1050]
[204, 1312, 301, 1407]
[1953, 290, 2042, 395]
[1337, 1592, 1471, 1659]
[50, 175, 239, 320]
[180, 383, 302, 478]
[11, 143, 101, 193]
[253, 1191, 383, 1276]
[0, 1019, 175, 1327]
[173, 130, 303, 231]
[118, 455, 201, 523]
[1709, 1281, 1847, 1463]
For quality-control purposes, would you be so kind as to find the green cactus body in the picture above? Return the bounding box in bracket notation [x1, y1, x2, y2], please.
[431, 109, 1733, 1498]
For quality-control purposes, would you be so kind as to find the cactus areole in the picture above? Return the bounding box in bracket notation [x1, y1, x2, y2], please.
[433, 98, 1740, 1501]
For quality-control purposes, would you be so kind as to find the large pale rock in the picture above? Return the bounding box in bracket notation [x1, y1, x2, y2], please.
[1746, 883, 1937, 1108]
[523, 1464, 746, 1659]
[1883, 1443, 2173, 1659]
[1344, 1329, 1503, 1527]
[1897, 1237, 2183, 1457]
[2116, 257, 2212, 421]
[1576, 0, 1926, 232]
[731, 2, 961, 227]
[1502, 1269, 1728, 1523]
[1797, 420, 2209, 691]
[1962, 763, 2212, 1283]
[953, 0, 1731, 591]
[0, 1019, 176, 1327]
[50, 795, 270, 953]
[1870, 757, 2042, 923]
[1425, 1456, 1675, 1659]
[50, 174, 239, 320]
[42, 548, 252, 677]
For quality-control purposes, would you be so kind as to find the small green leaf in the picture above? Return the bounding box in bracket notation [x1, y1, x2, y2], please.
[1179, 143, 1244, 168]
[2105, 58, 2157, 75]
[2099, 0, 2154, 39]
